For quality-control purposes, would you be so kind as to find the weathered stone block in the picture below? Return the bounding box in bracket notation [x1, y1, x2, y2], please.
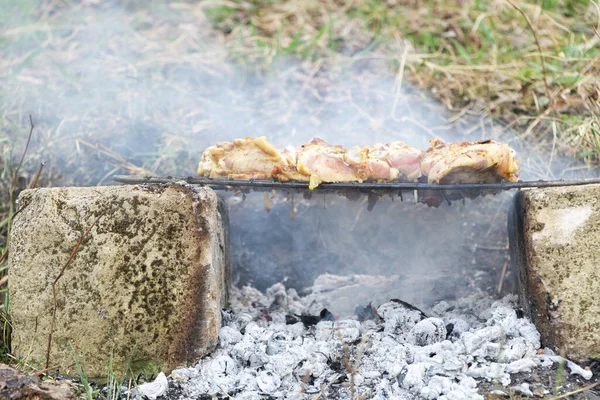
[9, 184, 230, 379]
[509, 185, 600, 361]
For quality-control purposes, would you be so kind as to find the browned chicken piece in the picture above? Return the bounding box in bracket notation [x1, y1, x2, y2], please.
[296, 138, 363, 190]
[419, 138, 520, 184]
[275, 138, 416, 189]
[271, 145, 310, 183]
[367, 142, 422, 180]
[197, 136, 288, 180]
[343, 145, 399, 182]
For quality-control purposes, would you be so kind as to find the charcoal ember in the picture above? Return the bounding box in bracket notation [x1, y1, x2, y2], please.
[378, 301, 425, 339]
[207, 355, 240, 379]
[407, 318, 447, 346]
[363, 370, 381, 380]
[419, 375, 452, 399]
[316, 320, 361, 343]
[219, 326, 243, 347]
[397, 363, 431, 391]
[256, 371, 281, 394]
[511, 382, 533, 397]
[465, 362, 510, 386]
[285, 322, 306, 338]
[290, 308, 335, 327]
[359, 335, 412, 377]
[265, 332, 287, 355]
[237, 372, 259, 391]
[501, 337, 529, 362]
[171, 367, 198, 382]
[389, 299, 428, 319]
[445, 323, 454, 339]
[296, 352, 329, 379]
[231, 340, 255, 362]
[446, 318, 470, 339]
[506, 358, 537, 374]
[431, 300, 452, 316]
[489, 306, 521, 335]
[248, 347, 269, 368]
[243, 322, 264, 341]
[360, 319, 379, 334]
[461, 325, 504, 353]
[355, 302, 379, 322]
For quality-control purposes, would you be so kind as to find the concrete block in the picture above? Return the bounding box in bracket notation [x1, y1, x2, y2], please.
[8, 184, 231, 379]
[509, 184, 600, 361]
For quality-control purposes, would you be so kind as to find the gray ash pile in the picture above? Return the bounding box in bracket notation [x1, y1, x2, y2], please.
[148, 277, 594, 400]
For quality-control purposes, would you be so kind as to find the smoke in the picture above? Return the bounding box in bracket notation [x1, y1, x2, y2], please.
[1, 1, 592, 311]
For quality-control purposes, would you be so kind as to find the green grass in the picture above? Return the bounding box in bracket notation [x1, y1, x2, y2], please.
[105, 348, 136, 400]
[69, 341, 99, 400]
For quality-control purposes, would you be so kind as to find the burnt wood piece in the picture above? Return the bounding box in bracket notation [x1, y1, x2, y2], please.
[0, 364, 75, 399]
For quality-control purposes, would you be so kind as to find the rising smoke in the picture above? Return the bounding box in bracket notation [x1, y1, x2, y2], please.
[1, 1, 590, 312]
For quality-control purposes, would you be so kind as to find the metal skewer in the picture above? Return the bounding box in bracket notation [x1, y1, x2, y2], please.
[112, 175, 600, 192]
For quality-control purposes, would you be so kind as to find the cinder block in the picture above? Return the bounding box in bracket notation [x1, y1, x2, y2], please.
[509, 185, 600, 361]
[8, 184, 230, 379]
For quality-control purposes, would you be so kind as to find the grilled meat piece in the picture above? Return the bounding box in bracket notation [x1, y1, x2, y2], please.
[197, 136, 289, 180]
[297, 138, 407, 190]
[296, 138, 364, 190]
[367, 142, 422, 180]
[419, 138, 520, 184]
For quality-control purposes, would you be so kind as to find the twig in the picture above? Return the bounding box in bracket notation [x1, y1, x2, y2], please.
[31, 365, 61, 376]
[8, 201, 32, 222]
[30, 162, 46, 189]
[505, 0, 552, 104]
[45, 212, 105, 369]
[217, 385, 233, 399]
[497, 260, 509, 295]
[550, 382, 599, 399]
[391, 43, 410, 119]
[12, 115, 35, 186]
[0, 276, 7, 288]
[2, 116, 37, 267]
[126, 377, 132, 400]
[311, 375, 341, 400]
[593, 26, 600, 40]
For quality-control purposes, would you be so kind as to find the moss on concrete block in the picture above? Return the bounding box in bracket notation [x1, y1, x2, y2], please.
[8, 184, 231, 380]
[509, 184, 600, 361]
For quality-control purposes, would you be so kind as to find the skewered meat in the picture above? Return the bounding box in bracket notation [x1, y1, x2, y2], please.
[197, 136, 521, 193]
[419, 139, 520, 184]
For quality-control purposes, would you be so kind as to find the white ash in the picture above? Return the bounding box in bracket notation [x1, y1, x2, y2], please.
[130, 372, 168, 400]
[166, 280, 593, 399]
[511, 382, 533, 397]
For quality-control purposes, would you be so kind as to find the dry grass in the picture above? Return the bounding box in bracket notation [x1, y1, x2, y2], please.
[204, 0, 600, 163]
